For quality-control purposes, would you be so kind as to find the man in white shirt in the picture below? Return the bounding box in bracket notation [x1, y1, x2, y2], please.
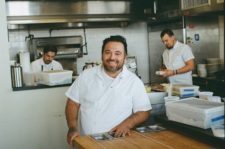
[65, 35, 152, 148]
[159, 29, 195, 84]
[30, 45, 63, 72]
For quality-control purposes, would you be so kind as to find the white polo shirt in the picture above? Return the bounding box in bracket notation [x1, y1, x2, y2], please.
[163, 41, 195, 84]
[65, 65, 152, 136]
[30, 58, 63, 72]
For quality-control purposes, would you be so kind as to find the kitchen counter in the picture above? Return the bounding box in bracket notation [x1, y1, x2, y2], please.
[74, 129, 215, 149]
[12, 83, 72, 91]
[12, 78, 75, 91]
[154, 114, 225, 148]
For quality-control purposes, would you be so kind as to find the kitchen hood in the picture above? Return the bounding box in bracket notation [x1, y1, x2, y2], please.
[181, 0, 224, 16]
[6, 0, 148, 28]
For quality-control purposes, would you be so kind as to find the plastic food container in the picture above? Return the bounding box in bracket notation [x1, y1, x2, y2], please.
[211, 124, 225, 138]
[164, 96, 180, 103]
[166, 97, 224, 129]
[198, 91, 213, 100]
[36, 70, 73, 86]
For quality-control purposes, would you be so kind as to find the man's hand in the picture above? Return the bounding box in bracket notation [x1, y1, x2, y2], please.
[110, 122, 131, 137]
[161, 69, 174, 78]
[67, 127, 79, 148]
[110, 111, 150, 138]
[65, 98, 80, 148]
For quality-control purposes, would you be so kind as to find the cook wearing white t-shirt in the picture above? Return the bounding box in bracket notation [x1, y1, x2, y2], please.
[159, 29, 195, 84]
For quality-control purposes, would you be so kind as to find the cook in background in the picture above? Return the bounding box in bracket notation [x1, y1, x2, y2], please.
[65, 35, 152, 148]
[30, 45, 63, 72]
[159, 28, 195, 84]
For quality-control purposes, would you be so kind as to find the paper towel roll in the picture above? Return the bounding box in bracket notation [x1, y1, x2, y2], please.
[19, 52, 31, 72]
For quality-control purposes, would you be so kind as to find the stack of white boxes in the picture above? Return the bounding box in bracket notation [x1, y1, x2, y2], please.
[172, 84, 199, 98]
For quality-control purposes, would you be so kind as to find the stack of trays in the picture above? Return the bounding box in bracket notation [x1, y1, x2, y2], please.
[172, 84, 199, 98]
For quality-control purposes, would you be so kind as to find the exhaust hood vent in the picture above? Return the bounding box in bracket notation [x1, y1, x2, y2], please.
[181, 0, 224, 16]
[6, 0, 148, 27]
[145, 0, 182, 25]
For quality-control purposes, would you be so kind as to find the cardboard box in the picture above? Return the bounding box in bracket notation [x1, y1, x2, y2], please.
[166, 97, 224, 129]
[36, 70, 72, 86]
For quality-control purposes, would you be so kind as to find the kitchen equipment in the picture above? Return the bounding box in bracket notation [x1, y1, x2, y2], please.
[135, 125, 166, 134]
[11, 63, 23, 87]
[198, 91, 213, 100]
[125, 56, 138, 75]
[147, 91, 168, 104]
[91, 132, 125, 142]
[83, 62, 95, 70]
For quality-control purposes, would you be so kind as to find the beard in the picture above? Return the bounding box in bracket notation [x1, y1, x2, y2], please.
[44, 60, 52, 64]
[103, 59, 124, 74]
[166, 45, 173, 50]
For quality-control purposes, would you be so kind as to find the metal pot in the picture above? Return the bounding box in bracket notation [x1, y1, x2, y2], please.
[11, 63, 23, 87]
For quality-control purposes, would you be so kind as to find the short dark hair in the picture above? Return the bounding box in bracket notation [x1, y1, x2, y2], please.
[160, 29, 174, 38]
[101, 35, 127, 55]
[43, 45, 58, 55]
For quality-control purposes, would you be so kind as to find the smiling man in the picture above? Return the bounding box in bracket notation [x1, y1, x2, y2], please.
[65, 35, 152, 148]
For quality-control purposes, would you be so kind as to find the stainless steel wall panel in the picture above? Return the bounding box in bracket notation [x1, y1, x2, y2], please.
[185, 16, 219, 64]
[6, 1, 146, 24]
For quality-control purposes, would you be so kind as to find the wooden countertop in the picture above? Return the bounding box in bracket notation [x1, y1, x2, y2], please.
[74, 129, 214, 149]
[154, 115, 225, 148]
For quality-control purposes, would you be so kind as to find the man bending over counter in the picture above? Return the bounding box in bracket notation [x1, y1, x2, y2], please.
[65, 35, 152, 148]
[159, 29, 195, 84]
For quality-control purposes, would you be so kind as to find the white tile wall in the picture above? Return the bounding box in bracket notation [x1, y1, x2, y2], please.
[219, 15, 224, 59]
